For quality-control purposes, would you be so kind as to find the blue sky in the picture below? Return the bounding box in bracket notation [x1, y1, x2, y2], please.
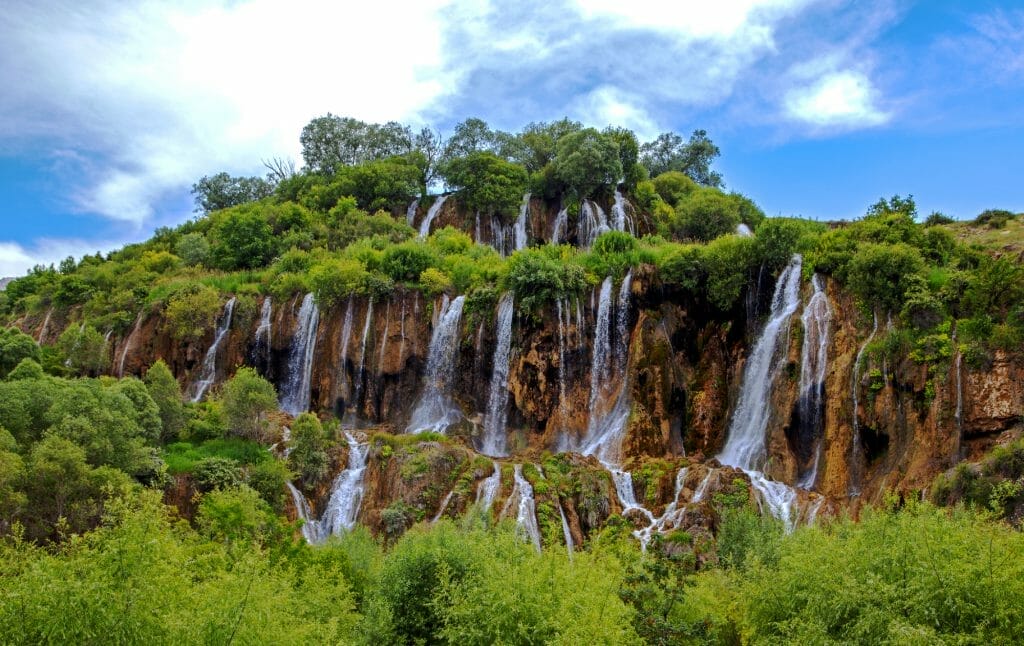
[1, 0, 1022, 275]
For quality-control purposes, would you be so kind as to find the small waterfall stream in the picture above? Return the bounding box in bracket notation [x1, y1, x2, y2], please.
[252, 297, 272, 373]
[432, 490, 455, 523]
[190, 297, 237, 402]
[337, 296, 355, 404]
[349, 301, 374, 421]
[550, 207, 568, 245]
[287, 482, 320, 544]
[610, 189, 633, 234]
[406, 295, 466, 434]
[117, 311, 145, 377]
[279, 293, 320, 416]
[849, 311, 878, 496]
[378, 301, 391, 375]
[633, 467, 689, 551]
[718, 255, 803, 529]
[501, 464, 541, 551]
[298, 431, 370, 542]
[480, 293, 515, 456]
[406, 198, 419, 227]
[578, 200, 610, 248]
[476, 461, 502, 514]
[796, 275, 832, 489]
[418, 194, 448, 237]
[513, 192, 531, 251]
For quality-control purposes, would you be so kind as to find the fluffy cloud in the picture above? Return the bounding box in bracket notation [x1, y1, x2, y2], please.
[0, 0, 450, 226]
[784, 71, 889, 129]
[0, 238, 124, 278]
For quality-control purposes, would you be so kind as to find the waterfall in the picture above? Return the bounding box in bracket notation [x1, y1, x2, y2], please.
[279, 293, 320, 416]
[476, 461, 501, 513]
[580, 271, 633, 464]
[718, 254, 803, 529]
[490, 215, 512, 256]
[558, 502, 574, 556]
[118, 311, 144, 377]
[253, 297, 272, 373]
[633, 467, 689, 551]
[513, 192, 531, 251]
[287, 482, 321, 544]
[398, 300, 407, 365]
[418, 194, 448, 237]
[337, 296, 355, 404]
[736, 223, 753, 237]
[611, 189, 633, 234]
[692, 471, 714, 503]
[501, 464, 541, 551]
[406, 295, 466, 434]
[796, 275, 832, 489]
[550, 207, 568, 245]
[308, 432, 370, 540]
[579, 200, 610, 248]
[480, 293, 515, 456]
[37, 308, 52, 344]
[474, 211, 482, 244]
[849, 311, 878, 496]
[190, 297, 237, 402]
[406, 198, 419, 227]
[378, 301, 390, 375]
[350, 300, 374, 419]
[432, 490, 455, 523]
[556, 299, 568, 420]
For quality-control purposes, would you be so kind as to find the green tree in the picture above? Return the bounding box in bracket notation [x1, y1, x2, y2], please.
[0, 327, 40, 378]
[846, 243, 926, 312]
[553, 128, 622, 198]
[288, 413, 332, 488]
[57, 324, 108, 376]
[220, 368, 278, 442]
[191, 172, 273, 213]
[668, 187, 743, 242]
[196, 485, 280, 546]
[640, 129, 723, 186]
[163, 283, 223, 342]
[174, 232, 210, 266]
[509, 118, 583, 172]
[144, 360, 188, 442]
[208, 206, 276, 270]
[442, 151, 529, 216]
[300, 114, 413, 174]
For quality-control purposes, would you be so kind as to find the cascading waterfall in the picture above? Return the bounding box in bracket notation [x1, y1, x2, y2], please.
[474, 211, 482, 244]
[279, 293, 320, 416]
[406, 295, 466, 434]
[418, 194, 448, 237]
[610, 189, 633, 234]
[190, 297, 237, 402]
[718, 255, 803, 530]
[378, 301, 390, 375]
[490, 214, 513, 256]
[556, 299, 569, 420]
[849, 311, 878, 496]
[350, 300, 374, 419]
[253, 297, 273, 373]
[796, 275, 832, 489]
[633, 467, 689, 551]
[406, 198, 419, 227]
[476, 461, 502, 513]
[578, 200, 610, 248]
[336, 296, 356, 408]
[37, 308, 52, 344]
[550, 207, 568, 245]
[691, 471, 714, 503]
[432, 490, 455, 523]
[118, 311, 144, 377]
[307, 432, 370, 541]
[287, 482, 321, 544]
[558, 502, 574, 556]
[480, 293, 515, 456]
[501, 464, 541, 551]
[736, 223, 753, 237]
[513, 192, 531, 251]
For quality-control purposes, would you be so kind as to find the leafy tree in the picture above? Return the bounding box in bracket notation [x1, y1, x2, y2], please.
[640, 129, 723, 187]
[846, 243, 926, 311]
[174, 232, 210, 266]
[382, 242, 439, 282]
[504, 246, 587, 312]
[57, 324, 108, 376]
[924, 211, 955, 226]
[144, 360, 188, 442]
[442, 151, 529, 216]
[246, 458, 291, 512]
[208, 206, 276, 270]
[603, 126, 643, 187]
[0, 327, 39, 378]
[702, 235, 757, 310]
[441, 117, 501, 164]
[651, 171, 697, 206]
[197, 484, 281, 546]
[667, 187, 742, 242]
[191, 172, 273, 213]
[867, 193, 917, 220]
[553, 128, 622, 198]
[309, 258, 371, 308]
[300, 114, 413, 174]
[288, 413, 332, 488]
[220, 368, 278, 442]
[192, 456, 244, 492]
[163, 283, 223, 342]
[330, 158, 422, 211]
[509, 118, 583, 172]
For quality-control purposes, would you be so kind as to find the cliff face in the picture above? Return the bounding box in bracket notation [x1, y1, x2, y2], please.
[25, 197, 1024, 542]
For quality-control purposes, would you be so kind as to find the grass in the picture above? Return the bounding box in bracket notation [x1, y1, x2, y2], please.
[163, 438, 270, 474]
[947, 216, 1024, 259]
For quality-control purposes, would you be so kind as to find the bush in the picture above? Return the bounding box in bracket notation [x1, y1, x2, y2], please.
[309, 257, 370, 308]
[192, 456, 243, 492]
[846, 243, 925, 311]
[144, 360, 187, 442]
[381, 242, 438, 283]
[504, 247, 587, 312]
[208, 205, 276, 270]
[288, 413, 332, 489]
[246, 458, 292, 513]
[442, 151, 529, 216]
[0, 327, 40, 378]
[163, 283, 223, 342]
[220, 368, 278, 442]
[668, 187, 743, 242]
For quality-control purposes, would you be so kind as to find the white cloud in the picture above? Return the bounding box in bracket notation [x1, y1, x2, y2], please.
[784, 71, 889, 129]
[575, 0, 816, 39]
[568, 86, 660, 140]
[0, 237, 126, 278]
[0, 0, 451, 227]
